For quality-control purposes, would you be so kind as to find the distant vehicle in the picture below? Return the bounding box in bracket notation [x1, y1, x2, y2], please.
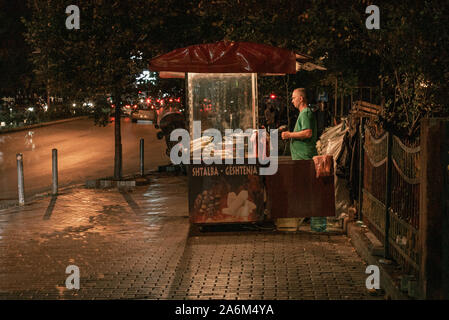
[122, 105, 132, 116]
[108, 108, 116, 122]
[131, 105, 157, 123]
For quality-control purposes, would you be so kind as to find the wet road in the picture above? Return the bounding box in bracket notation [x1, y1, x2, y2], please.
[0, 118, 168, 200]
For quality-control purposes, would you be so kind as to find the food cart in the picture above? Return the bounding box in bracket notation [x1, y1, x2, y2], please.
[149, 41, 333, 226]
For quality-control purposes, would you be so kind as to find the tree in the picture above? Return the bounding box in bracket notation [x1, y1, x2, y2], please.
[207, 0, 448, 137]
[22, 0, 227, 178]
[0, 0, 34, 97]
[301, 0, 449, 137]
[360, 1, 449, 136]
[24, 1, 133, 178]
[22, 0, 448, 145]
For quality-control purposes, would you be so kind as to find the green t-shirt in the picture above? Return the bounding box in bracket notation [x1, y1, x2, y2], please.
[290, 107, 318, 160]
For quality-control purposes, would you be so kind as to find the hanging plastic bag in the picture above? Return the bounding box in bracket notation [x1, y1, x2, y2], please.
[313, 155, 334, 178]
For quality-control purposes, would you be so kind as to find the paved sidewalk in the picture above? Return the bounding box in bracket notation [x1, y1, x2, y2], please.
[0, 173, 381, 300]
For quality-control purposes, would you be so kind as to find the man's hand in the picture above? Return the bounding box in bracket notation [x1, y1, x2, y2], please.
[282, 129, 312, 140]
[281, 131, 291, 140]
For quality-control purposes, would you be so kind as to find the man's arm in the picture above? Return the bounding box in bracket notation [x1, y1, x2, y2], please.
[281, 129, 312, 140]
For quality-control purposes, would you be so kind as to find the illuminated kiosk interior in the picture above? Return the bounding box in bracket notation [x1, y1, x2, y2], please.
[149, 41, 331, 226]
[188, 72, 258, 136]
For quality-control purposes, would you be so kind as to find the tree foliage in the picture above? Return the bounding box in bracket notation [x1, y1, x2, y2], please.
[0, 0, 33, 96]
[21, 0, 449, 141]
[360, 1, 449, 136]
[198, 0, 448, 137]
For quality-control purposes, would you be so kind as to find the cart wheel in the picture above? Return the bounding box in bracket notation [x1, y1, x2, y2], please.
[154, 124, 159, 129]
[156, 131, 164, 140]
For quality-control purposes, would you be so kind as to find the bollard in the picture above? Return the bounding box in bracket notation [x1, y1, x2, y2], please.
[52, 149, 58, 195]
[140, 138, 144, 176]
[17, 153, 25, 205]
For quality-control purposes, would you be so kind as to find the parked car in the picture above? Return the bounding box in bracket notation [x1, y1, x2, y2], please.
[131, 105, 157, 123]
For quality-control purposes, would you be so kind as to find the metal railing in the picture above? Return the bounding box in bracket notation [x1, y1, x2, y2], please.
[362, 125, 421, 277]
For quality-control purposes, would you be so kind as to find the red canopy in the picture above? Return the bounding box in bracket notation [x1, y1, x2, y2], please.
[148, 41, 307, 74]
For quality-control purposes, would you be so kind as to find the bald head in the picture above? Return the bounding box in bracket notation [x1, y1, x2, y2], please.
[292, 88, 307, 109]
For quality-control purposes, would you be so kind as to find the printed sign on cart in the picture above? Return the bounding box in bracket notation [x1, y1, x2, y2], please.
[188, 163, 264, 224]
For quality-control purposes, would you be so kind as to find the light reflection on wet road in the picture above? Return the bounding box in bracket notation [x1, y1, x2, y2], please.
[0, 118, 168, 200]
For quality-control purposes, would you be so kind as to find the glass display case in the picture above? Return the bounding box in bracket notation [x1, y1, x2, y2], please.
[187, 73, 258, 135]
[186, 73, 264, 225]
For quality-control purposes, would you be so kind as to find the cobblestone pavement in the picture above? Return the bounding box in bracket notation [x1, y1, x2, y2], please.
[0, 173, 381, 300]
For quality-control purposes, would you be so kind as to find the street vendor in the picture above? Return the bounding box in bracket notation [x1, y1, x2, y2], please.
[281, 88, 318, 160]
[280, 88, 326, 232]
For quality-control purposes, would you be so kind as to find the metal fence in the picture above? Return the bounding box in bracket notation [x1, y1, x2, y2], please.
[362, 125, 421, 276]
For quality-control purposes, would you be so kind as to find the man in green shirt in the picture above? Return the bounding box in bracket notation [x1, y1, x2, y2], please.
[281, 88, 318, 160]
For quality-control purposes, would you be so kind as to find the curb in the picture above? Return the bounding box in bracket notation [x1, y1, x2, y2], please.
[0, 182, 85, 211]
[346, 221, 412, 300]
[0, 171, 162, 211]
[85, 171, 157, 189]
[0, 116, 89, 134]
